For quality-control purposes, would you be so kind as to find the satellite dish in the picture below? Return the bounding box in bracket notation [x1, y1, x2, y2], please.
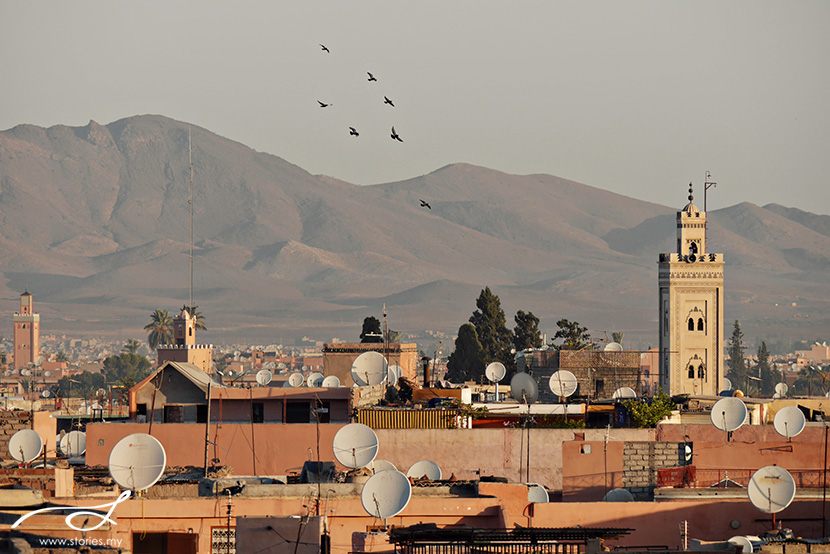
[332, 423, 379, 469]
[61, 431, 86, 457]
[407, 460, 442, 481]
[21, 369, 31, 376]
[288, 372, 304, 388]
[255, 369, 273, 386]
[361, 470, 411, 520]
[774, 383, 788, 397]
[9, 429, 43, 463]
[710, 397, 748, 432]
[747, 466, 796, 514]
[728, 536, 754, 554]
[549, 370, 578, 398]
[351, 351, 388, 386]
[510, 373, 538, 404]
[322, 375, 341, 388]
[41, 390, 51, 398]
[612, 387, 637, 400]
[485, 362, 506, 382]
[108, 433, 167, 491]
[44, 370, 52, 377]
[388, 365, 403, 384]
[603, 488, 634, 502]
[604, 342, 623, 352]
[527, 483, 549, 503]
[367, 459, 397, 474]
[723, 378, 733, 390]
[307, 372, 324, 387]
[773, 406, 806, 440]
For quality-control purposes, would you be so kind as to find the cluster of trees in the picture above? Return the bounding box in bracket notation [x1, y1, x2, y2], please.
[57, 341, 153, 398]
[443, 287, 591, 384]
[359, 316, 401, 344]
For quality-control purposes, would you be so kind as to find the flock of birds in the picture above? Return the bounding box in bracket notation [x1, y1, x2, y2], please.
[318, 43, 430, 210]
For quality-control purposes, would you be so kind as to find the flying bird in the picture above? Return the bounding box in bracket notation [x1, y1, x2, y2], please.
[317, 100, 331, 108]
[320, 44, 330, 53]
[349, 127, 359, 137]
[420, 199, 431, 209]
[384, 96, 395, 107]
[367, 72, 377, 81]
[390, 126, 403, 142]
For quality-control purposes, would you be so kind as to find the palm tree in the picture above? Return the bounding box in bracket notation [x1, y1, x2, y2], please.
[55, 351, 69, 363]
[123, 339, 141, 354]
[144, 309, 174, 349]
[181, 305, 207, 331]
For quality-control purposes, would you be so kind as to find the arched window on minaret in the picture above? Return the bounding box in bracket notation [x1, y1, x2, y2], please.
[697, 318, 705, 331]
[688, 364, 695, 378]
[697, 364, 706, 379]
[688, 318, 695, 331]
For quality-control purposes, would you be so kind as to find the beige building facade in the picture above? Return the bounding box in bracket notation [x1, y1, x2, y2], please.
[658, 185, 725, 396]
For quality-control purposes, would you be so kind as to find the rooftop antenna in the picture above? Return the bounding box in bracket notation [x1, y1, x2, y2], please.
[332, 423, 379, 470]
[703, 170, 716, 214]
[748, 465, 796, 529]
[710, 396, 747, 442]
[360, 470, 411, 529]
[108, 433, 166, 493]
[485, 362, 506, 402]
[9, 429, 43, 465]
[188, 127, 194, 310]
[406, 460, 442, 481]
[773, 406, 806, 442]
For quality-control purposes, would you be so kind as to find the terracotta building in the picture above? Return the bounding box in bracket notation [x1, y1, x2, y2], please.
[12, 291, 40, 372]
[322, 342, 419, 385]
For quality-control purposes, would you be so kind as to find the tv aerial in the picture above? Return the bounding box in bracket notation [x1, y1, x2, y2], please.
[61, 430, 86, 457]
[9, 429, 43, 464]
[710, 396, 747, 440]
[361, 469, 411, 524]
[747, 466, 796, 526]
[603, 488, 634, 502]
[332, 423, 379, 469]
[549, 370, 578, 399]
[322, 375, 341, 388]
[406, 460, 442, 481]
[255, 369, 272, 386]
[108, 433, 167, 492]
[612, 387, 637, 400]
[527, 483, 549, 503]
[773, 406, 805, 441]
[351, 351, 388, 386]
[287, 371, 304, 388]
[307, 372, 324, 387]
[367, 459, 397, 474]
[485, 362, 506, 401]
[510, 373, 538, 404]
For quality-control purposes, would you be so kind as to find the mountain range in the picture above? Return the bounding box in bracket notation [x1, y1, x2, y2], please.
[1, 114, 828, 352]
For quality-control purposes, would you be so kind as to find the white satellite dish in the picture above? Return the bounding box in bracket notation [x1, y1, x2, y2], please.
[774, 382, 788, 397]
[44, 370, 52, 377]
[407, 460, 442, 481]
[367, 459, 397, 474]
[61, 431, 86, 457]
[332, 423, 379, 469]
[710, 397, 748, 432]
[255, 369, 273, 386]
[20, 369, 31, 376]
[361, 470, 411, 520]
[322, 375, 341, 388]
[603, 488, 634, 502]
[388, 365, 403, 384]
[527, 483, 549, 503]
[747, 466, 796, 514]
[351, 351, 388, 386]
[604, 342, 623, 352]
[307, 372, 324, 387]
[108, 433, 166, 491]
[773, 406, 806, 440]
[510, 373, 538, 404]
[723, 378, 733, 390]
[728, 536, 754, 554]
[485, 362, 506, 382]
[9, 429, 43, 463]
[612, 387, 637, 400]
[549, 370, 578, 398]
[288, 372, 304, 388]
[41, 390, 51, 398]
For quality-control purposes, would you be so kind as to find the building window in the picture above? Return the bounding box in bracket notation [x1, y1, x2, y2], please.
[688, 365, 695, 378]
[252, 402, 264, 423]
[697, 365, 706, 379]
[698, 318, 705, 331]
[196, 405, 208, 423]
[163, 405, 183, 423]
[137, 403, 148, 416]
[286, 402, 310, 423]
[688, 318, 695, 331]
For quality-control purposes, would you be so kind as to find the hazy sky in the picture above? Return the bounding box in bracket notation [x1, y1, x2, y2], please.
[2, 1, 829, 213]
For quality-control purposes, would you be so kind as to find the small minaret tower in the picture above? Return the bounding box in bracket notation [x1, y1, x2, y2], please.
[658, 184, 725, 396]
[156, 308, 213, 373]
[13, 291, 40, 372]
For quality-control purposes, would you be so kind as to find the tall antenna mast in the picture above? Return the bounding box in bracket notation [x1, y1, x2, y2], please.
[189, 127, 194, 310]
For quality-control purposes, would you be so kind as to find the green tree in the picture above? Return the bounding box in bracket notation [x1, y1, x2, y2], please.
[181, 305, 207, 331]
[101, 352, 152, 389]
[469, 287, 514, 369]
[55, 351, 69, 363]
[756, 341, 777, 396]
[513, 310, 543, 351]
[726, 320, 747, 391]
[144, 309, 174, 349]
[552, 319, 591, 350]
[122, 339, 141, 354]
[445, 323, 485, 383]
[58, 371, 106, 398]
[624, 390, 676, 428]
[360, 316, 383, 343]
[611, 331, 624, 345]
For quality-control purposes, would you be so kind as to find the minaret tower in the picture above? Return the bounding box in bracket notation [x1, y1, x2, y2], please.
[658, 184, 725, 396]
[13, 291, 40, 372]
[156, 308, 213, 373]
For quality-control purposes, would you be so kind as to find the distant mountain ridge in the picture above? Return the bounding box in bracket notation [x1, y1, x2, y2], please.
[0, 114, 828, 349]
